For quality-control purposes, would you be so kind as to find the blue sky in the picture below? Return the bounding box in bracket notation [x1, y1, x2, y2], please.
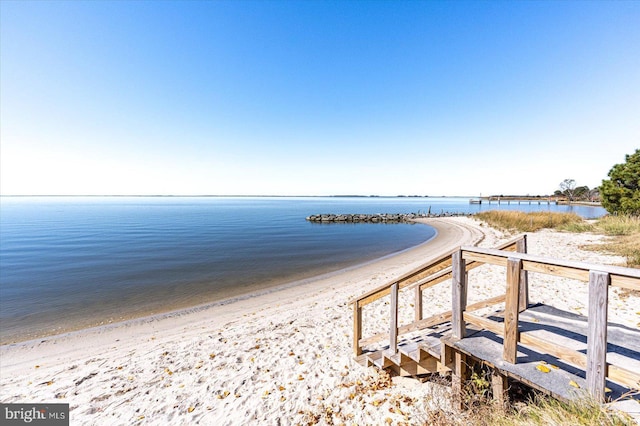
[1, 0, 638, 196]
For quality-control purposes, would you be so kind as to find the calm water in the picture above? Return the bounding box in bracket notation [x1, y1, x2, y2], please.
[0, 196, 605, 343]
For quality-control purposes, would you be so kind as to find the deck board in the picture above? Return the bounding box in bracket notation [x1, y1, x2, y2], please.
[450, 304, 639, 402]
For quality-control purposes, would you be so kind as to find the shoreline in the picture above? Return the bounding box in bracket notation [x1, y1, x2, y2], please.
[2, 217, 637, 425]
[0, 219, 482, 369]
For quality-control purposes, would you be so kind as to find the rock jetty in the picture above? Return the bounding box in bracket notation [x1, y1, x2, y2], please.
[305, 212, 468, 223]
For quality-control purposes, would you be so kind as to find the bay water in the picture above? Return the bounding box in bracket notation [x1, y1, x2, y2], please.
[0, 196, 605, 343]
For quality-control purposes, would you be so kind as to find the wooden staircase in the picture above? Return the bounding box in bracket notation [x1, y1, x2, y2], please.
[355, 315, 458, 373]
[356, 324, 449, 376]
[350, 234, 640, 415]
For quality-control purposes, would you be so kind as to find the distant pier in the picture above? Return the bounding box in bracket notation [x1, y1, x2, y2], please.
[469, 197, 558, 205]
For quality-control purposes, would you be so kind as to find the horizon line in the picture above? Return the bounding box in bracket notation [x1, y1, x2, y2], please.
[0, 194, 556, 198]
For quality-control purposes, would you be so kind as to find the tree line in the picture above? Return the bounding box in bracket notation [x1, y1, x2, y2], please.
[558, 149, 639, 215]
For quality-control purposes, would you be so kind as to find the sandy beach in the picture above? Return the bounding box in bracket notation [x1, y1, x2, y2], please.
[1, 217, 638, 425]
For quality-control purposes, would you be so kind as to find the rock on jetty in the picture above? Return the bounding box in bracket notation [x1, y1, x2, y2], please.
[305, 212, 468, 223]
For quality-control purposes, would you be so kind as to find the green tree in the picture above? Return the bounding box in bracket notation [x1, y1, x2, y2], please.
[600, 149, 640, 215]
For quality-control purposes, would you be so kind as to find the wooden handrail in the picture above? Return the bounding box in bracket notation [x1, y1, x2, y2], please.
[460, 246, 640, 289]
[351, 235, 526, 308]
[352, 235, 526, 357]
[359, 294, 506, 348]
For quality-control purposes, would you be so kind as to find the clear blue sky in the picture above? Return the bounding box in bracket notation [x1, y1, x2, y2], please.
[1, 0, 638, 196]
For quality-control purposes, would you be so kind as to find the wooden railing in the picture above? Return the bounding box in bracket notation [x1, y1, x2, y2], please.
[352, 235, 527, 357]
[352, 235, 640, 401]
[455, 246, 640, 401]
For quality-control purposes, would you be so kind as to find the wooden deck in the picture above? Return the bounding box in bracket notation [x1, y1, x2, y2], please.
[351, 235, 640, 418]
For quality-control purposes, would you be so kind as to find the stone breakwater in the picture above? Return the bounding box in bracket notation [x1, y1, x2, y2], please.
[305, 212, 469, 223]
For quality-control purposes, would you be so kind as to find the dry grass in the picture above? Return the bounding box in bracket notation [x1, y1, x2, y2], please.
[475, 211, 584, 233]
[482, 396, 635, 426]
[415, 389, 634, 426]
[475, 211, 640, 268]
[582, 215, 640, 269]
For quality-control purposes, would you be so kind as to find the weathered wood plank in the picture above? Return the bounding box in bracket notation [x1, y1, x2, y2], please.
[416, 268, 453, 291]
[412, 236, 523, 293]
[354, 303, 362, 356]
[503, 258, 522, 364]
[360, 295, 505, 347]
[519, 332, 587, 369]
[389, 282, 399, 354]
[611, 275, 640, 291]
[461, 245, 640, 285]
[464, 313, 591, 371]
[452, 349, 468, 411]
[352, 236, 525, 308]
[586, 270, 609, 402]
[414, 285, 423, 322]
[516, 236, 529, 312]
[452, 250, 467, 339]
[464, 313, 503, 335]
[608, 364, 640, 389]
[353, 248, 457, 307]
[522, 261, 589, 282]
[491, 369, 508, 410]
[462, 251, 509, 267]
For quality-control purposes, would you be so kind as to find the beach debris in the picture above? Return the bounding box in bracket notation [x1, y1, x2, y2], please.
[187, 407, 195, 413]
[569, 380, 580, 388]
[75, 372, 98, 386]
[536, 363, 551, 373]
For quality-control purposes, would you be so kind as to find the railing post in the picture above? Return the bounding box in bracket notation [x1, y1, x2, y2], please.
[452, 250, 467, 339]
[587, 270, 609, 402]
[389, 282, 399, 354]
[516, 235, 529, 312]
[353, 302, 362, 356]
[504, 257, 522, 364]
[414, 285, 423, 322]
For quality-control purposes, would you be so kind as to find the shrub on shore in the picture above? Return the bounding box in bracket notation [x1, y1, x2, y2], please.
[590, 215, 640, 268]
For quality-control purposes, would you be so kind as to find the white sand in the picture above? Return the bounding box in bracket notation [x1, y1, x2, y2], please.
[1, 217, 638, 425]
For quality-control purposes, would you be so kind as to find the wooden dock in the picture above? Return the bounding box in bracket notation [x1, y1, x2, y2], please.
[351, 236, 640, 417]
[469, 197, 559, 205]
